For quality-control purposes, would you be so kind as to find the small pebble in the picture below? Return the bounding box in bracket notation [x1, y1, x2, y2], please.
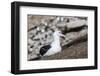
[37, 27, 40, 31]
[41, 29, 45, 33]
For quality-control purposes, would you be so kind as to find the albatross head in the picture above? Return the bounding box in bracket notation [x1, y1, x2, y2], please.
[53, 30, 66, 38]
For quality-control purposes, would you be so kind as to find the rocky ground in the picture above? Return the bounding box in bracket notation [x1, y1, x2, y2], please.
[27, 15, 88, 61]
[40, 41, 87, 60]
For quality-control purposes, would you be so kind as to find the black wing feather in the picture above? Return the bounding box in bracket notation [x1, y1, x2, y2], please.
[40, 45, 51, 56]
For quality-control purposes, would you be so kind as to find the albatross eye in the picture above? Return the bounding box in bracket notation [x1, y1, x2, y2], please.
[59, 31, 61, 34]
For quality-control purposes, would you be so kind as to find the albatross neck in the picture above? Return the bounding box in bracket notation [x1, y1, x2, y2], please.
[53, 34, 61, 46]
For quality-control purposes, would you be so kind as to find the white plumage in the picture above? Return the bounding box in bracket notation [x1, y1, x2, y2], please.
[39, 30, 65, 56]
